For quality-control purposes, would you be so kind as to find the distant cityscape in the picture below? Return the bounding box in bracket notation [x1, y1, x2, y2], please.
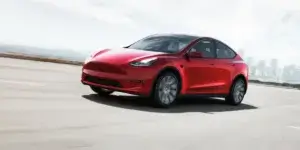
[238, 50, 300, 84]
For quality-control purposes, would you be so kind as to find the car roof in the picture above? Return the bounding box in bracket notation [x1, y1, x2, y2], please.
[149, 33, 199, 39]
[149, 33, 218, 40]
[149, 33, 236, 51]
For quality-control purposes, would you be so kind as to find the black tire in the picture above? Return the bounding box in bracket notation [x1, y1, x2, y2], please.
[90, 86, 114, 96]
[151, 72, 180, 108]
[225, 78, 246, 105]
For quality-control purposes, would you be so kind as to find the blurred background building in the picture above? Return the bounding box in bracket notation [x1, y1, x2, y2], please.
[242, 52, 300, 84]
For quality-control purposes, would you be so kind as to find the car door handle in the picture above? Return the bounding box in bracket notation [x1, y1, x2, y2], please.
[210, 63, 214, 66]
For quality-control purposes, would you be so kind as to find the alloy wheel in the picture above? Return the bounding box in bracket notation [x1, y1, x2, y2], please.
[233, 80, 246, 103]
[157, 75, 178, 105]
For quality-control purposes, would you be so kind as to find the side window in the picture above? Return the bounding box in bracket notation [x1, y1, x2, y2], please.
[190, 39, 215, 58]
[216, 41, 236, 59]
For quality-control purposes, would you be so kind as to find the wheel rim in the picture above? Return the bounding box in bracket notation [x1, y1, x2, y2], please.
[233, 80, 245, 103]
[157, 75, 178, 105]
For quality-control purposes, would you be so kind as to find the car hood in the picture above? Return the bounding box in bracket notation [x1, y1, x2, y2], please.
[92, 48, 165, 64]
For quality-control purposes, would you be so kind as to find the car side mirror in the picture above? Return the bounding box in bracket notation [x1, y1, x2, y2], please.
[189, 51, 203, 58]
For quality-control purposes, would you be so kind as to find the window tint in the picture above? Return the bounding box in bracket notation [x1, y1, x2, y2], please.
[216, 41, 236, 59]
[128, 35, 197, 53]
[190, 39, 215, 58]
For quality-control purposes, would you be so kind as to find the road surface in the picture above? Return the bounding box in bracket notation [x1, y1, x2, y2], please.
[0, 57, 300, 150]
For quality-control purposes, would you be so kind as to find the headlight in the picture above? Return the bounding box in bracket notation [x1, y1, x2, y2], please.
[130, 57, 157, 67]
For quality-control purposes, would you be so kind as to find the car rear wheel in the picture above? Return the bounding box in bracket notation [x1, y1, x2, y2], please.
[225, 78, 246, 105]
[152, 72, 179, 108]
[90, 86, 114, 96]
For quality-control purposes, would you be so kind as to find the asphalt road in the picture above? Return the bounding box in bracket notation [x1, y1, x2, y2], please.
[0, 57, 300, 150]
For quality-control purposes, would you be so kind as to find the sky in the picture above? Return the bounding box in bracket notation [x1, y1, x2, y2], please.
[0, 0, 299, 66]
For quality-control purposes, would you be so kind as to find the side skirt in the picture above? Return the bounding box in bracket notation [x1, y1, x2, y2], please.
[178, 93, 228, 99]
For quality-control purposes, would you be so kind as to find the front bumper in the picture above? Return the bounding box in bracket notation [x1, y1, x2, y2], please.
[81, 68, 156, 96]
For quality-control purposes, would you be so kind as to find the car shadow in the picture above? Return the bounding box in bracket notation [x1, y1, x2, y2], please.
[82, 94, 258, 114]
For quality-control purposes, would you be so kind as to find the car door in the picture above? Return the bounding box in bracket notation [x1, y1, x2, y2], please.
[213, 40, 237, 94]
[183, 38, 219, 94]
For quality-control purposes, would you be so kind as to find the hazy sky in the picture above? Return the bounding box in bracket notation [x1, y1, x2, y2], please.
[0, 0, 299, 65]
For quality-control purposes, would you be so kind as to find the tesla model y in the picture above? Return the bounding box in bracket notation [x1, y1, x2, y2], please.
[81, 34, 248, 108]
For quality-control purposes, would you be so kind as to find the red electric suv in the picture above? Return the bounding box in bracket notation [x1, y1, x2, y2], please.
[81, 34, 248, 108]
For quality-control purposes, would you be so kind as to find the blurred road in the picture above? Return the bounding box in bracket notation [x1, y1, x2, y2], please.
[0, 57, 300, 150]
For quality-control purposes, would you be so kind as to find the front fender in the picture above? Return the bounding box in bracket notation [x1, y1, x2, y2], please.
[151, 65, 187, 95]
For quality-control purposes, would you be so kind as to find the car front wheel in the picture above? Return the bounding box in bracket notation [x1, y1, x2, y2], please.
[152, 72, 180, 108]
[90, 86, 114, 96]
[225, 78, 246, 105]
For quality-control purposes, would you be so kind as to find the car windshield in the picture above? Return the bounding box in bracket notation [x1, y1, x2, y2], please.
[127, 35, 198, 53]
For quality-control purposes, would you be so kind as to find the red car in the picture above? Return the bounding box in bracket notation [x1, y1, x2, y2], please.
[81, 34, 248, 108]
